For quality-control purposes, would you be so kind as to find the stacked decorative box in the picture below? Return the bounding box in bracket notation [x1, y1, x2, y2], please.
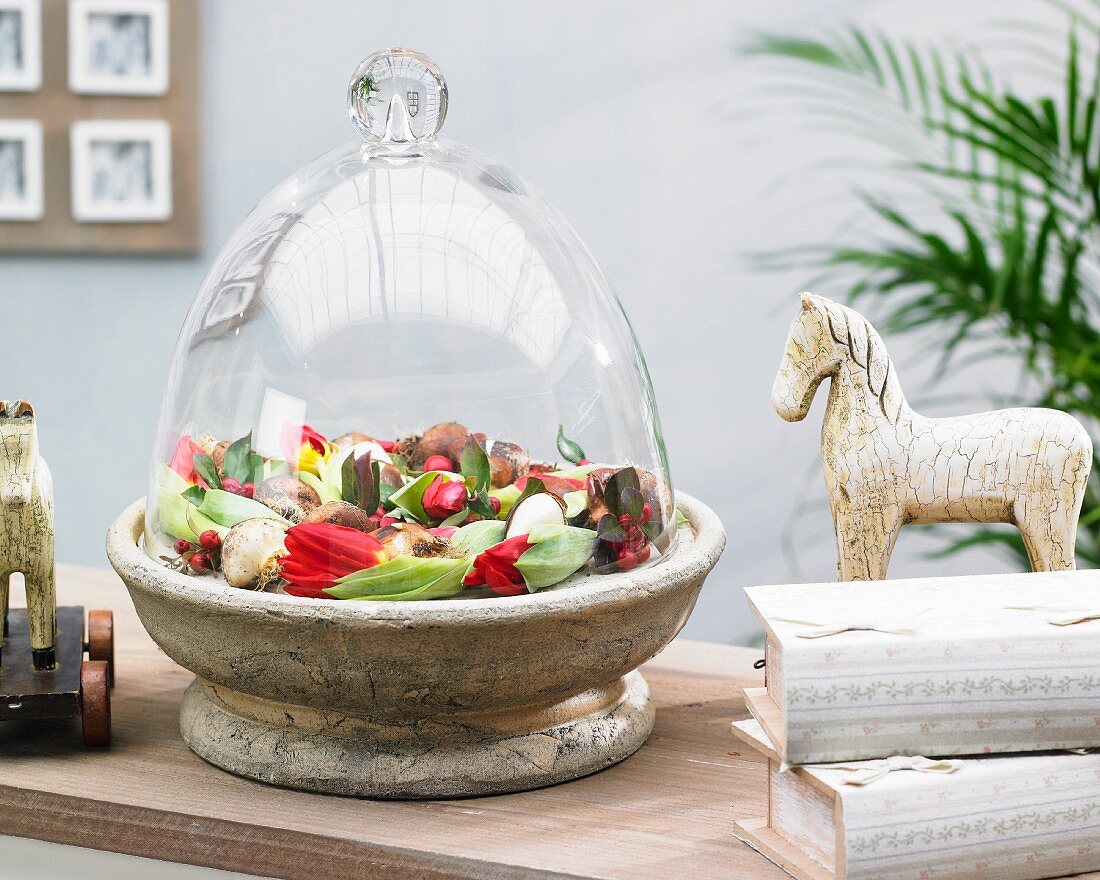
[732, 569, 1100, 880]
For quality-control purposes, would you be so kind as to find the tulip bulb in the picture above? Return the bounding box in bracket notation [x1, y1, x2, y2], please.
[221, 518, 288, 589]
[505, 492, 566, 540]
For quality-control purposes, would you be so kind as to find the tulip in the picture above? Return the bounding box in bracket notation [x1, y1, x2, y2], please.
[421, 476, 468, 520]
[169, 435, 205, 484]
[281, 424, 332, 477]
[463, 534, 534, 596]
[280, 522, 387, 598]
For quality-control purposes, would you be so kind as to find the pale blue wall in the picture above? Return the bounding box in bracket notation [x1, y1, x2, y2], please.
[0, 0, 1038, 645]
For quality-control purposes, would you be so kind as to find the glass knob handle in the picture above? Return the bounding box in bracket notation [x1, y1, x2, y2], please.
[348, 48, 448, 145]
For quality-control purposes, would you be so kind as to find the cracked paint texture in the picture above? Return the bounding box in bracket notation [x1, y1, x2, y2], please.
[772, 293, 1092, 581]
[0, 401, 55, 657]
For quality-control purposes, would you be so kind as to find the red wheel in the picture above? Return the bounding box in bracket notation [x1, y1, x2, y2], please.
[87, 609, 114, 687]
[80, 660, 111, 747]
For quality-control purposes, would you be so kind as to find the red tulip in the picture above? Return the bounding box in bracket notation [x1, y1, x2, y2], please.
[422, 476, 468, 520]
[281, 423, 329, 460]
[280, 522, 387, 598]
[169, 435, 205, 484]
[463, 534, 533, 596]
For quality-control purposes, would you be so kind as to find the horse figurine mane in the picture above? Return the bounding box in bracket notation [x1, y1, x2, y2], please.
[773, 293, 1092, 581]
[0, 400, 56, 669]
[816, 296, 904, 425]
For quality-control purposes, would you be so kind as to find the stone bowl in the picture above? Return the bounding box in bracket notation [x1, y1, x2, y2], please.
[106, 492, 724, 798]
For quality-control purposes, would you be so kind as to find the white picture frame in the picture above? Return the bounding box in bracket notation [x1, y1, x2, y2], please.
[67, 0, 169, 95]
[0, 0, 41, 92]
[0, 120, 43, 220]
[71, 119, 172, 222]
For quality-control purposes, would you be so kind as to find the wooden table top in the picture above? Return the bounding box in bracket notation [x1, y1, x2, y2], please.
[0, 565, 781, 880]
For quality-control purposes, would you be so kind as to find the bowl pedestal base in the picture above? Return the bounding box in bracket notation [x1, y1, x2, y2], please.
[179, 671, 654, 799]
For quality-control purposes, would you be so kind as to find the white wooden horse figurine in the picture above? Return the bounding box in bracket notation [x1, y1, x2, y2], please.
[0, 400, 56, 669]
[772, 293, 1093, 580]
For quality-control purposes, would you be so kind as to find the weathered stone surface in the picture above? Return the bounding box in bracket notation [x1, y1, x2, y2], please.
[772, 293, 1093, 580]
[107, 493, 724, 798]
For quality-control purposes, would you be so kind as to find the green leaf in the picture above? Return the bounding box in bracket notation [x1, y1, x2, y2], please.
[512, 476, 547, 507]
[387, 471, 454, 524]
[564, 490, 588, 521]
[439, 507, 469, 527]
[515, 526, 598, 591]
[355, 452, 381, 514]
[488, 484, 522, 517]
[328, 556, 469, 600]
[466, 492, 497, 519]
[459, 435, 491, 494]
[299, 470, 341, 505]
[556, 425, 587, 464]
[181, 485, 206, 506]
[222, 433, 255, 484]
[341, 452, 358, 505]
[193, 453, 221, 491]
[450, 520, 507, 556]
[197, 488, 288, 528]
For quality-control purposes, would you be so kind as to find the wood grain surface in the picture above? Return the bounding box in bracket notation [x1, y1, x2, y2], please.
[0, 564, 785, 880]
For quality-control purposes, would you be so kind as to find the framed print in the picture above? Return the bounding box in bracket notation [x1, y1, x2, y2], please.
[0, 0, 41, 91]
[0, 120, 43, 219]
[70, 119, 171, 221]
[68, 0, 168, 95]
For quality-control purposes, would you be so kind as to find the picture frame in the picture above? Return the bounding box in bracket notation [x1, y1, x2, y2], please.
[70, 119, 171, 222]
[0, 119, 43, 220]
[67, 0, 168, 95]
[0, 0, 42, 92]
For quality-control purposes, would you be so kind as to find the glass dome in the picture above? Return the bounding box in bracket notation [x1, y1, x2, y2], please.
[145, 49, 675, 601]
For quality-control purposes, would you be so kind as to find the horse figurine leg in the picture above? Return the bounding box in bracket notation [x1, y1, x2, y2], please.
[0, 570, 8, 663]
[25, 559, 56, 669]
[833, 500, 903, 581]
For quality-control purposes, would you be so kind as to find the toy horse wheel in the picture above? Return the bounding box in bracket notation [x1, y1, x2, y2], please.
[87, 609, 114, 687]
[80, 660, 111, 747]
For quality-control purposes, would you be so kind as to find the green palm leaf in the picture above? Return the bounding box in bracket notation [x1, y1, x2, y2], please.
[748, 5, 1100, 568]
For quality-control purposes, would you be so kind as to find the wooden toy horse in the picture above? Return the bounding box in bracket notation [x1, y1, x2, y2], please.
[772, 293, 1093, 581]
[0, 400, 56, 668]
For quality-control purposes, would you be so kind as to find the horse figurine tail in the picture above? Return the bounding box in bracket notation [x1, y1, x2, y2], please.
[0, 400, 56, 669]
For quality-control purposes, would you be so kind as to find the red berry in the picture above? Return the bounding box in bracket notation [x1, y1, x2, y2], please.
[239, 482, 255, 499]
[379, 440, 396, 453]
[489, 496, 502, 515]
[221, 477, 241, 493]
[618, 513, 633, 529]
[199, 529, 221, 550]
[423, 454, 452, 472]
[577, 458, 591, 466]
[174, 539, 192, 555]
[189, 552, 210, 571]
[617, 549, 639, 571]
[636, 543, 652, 564]
[640, 502, 653, 524]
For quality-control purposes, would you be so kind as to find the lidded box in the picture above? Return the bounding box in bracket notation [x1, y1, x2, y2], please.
[146, 49, 675, 598]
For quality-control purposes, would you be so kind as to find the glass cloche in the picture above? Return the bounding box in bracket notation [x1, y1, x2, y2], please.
[146, 49, 675, 601]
